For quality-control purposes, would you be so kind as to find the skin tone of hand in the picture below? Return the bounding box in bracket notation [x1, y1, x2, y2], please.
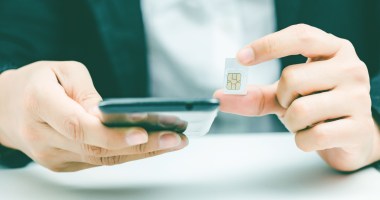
[0, 61, 188, 172]
[214, 24, 380, 172]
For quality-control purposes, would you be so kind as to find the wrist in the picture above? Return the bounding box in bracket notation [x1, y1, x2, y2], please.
[0, 69, 17, 149]
[0, 67, 32, 168]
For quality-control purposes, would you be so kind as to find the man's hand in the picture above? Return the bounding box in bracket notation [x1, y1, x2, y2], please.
[0, 61, 187, 172]
[214, 24, 380, 171]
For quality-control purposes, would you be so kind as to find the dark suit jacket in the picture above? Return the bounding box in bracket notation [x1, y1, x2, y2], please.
[0, 0, 379, 168]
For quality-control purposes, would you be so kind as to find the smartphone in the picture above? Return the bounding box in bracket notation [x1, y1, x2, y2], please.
[99, 98, 220, 136]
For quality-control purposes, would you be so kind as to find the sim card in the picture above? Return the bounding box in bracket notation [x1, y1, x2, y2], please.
[223, 58, 248, 95]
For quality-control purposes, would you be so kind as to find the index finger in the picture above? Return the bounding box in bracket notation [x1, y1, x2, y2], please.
[33, 71, 148, 150]
[213, 83, 285, 117]
[237, 24, 342, 66]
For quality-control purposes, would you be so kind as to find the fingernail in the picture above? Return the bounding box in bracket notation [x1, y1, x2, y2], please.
[172, 135, 189, 150]
[126, 131, 148, 146]
[237, 47, 254, 64]
[159, 132, 181, 149]
[181, 135, 189, 147]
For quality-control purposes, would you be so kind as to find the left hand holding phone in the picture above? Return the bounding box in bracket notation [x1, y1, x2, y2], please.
[0, 61, 188, 172]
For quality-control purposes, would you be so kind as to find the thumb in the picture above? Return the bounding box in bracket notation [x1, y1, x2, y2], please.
[213, 82, 285, 117]
[52, 61, 102, 116]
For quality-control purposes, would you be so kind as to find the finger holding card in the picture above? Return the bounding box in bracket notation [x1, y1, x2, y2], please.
[215, 24, 380, 171]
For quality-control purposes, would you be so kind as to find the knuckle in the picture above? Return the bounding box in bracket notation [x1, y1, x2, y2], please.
[59, 61, 90, 81]
[146, 151, 160, 158]
[32, 60, 44, 65]
[82, 144, 108, 157]
[63, 114, 84, 142]
[292, 23, 313, 30]
[356, 60, 367, 69]
[312, 125, 330, 147]
[360, 91, 372, 107]
[282, 120, 297, 134]
[350, 61, 369, 84]
[289, 99, 309, 119]
[280, 67, 298, 88]
[256, 87, 266, 116]
[351, 86, 370, 99]
[133, 143, 148, 154]
[285, 100, 310, 132]
[294, 136, 312, 152]
[85, 155, 125, 166]
[100, 156, 123, 166]
[32, 60, 50, 66]
[64, 61, 87, 71]
[99, 131, 126, 150]
[73, 88, 101, 108]
[292, 24, 317, 43]
[77, 91, 101, 105]
[28, 61, 48, 70]
[349, 88, 371, 112]
[340, 39, 354, 49]
[261, 36, 278, 55]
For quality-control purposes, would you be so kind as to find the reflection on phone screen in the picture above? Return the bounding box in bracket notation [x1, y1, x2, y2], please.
[101, 113, 188, 133]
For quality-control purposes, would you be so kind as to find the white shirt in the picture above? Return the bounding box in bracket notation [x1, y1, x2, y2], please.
[141, 0, 280, 98]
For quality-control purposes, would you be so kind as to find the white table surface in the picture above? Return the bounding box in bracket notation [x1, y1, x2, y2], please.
[1, 133, 379, 200]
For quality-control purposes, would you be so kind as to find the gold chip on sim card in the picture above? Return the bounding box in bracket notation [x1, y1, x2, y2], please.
[223, 58, 248, 95]
[226, 73, 242, 90]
